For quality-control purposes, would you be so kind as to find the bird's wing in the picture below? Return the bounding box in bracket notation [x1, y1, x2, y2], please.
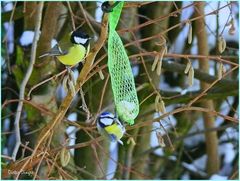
[50, 44, 68, 56]
[39, 44, 68, 58]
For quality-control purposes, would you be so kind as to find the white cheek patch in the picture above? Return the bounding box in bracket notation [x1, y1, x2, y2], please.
[100, 117, 114, 126]
[74, 36, 87, 44]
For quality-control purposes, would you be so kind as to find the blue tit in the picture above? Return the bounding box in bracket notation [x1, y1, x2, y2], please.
[39, 28, 91, 66]
[97, 112, 125, 145]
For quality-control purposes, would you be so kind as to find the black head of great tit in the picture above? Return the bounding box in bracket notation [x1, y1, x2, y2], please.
[39, 28, 91, 66]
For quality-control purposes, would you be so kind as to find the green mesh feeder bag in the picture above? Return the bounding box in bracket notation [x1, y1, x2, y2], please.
[107, 2, 139, 125]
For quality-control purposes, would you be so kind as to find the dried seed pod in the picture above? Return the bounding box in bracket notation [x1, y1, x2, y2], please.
[127, 137, 136, 146]
[227, 18, 233, 26]
[127, 138, 130, 144]
[62, 75, 69, 93]
[60, 147, 71, 167]
[228, 18, 236, 35]
[156, 55, 163, 76]
[68, 80, 76, 96]
[217, 62, 226, 80]
[158, 99, 166, 114]
[218, 36, 226, 53]
[184, 59, 191, 74]
[164, 44, 168, 55]
[229, 25, 236, 35]
[217, 62, 223, 79]
[155, 94, 161, 112]
[188, 66, 194, 86]
[188, 23, 192, 44]
[218, 37, 222, 53]
[222, 37, 226, 52]
[222, 63, 226, 73]
[156, 132, 166, 147]
[130, 137, 136, 145]
[152, 53, 160, 71]
[98, 69, 105, 80]
[156, 48, 165, 75]
[69, 69, 76, 85]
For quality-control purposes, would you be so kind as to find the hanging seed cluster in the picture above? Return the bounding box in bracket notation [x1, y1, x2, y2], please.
[98, 69, 105, 80]
[62, 69, 76, 96]
[217, 62, 226, 79]
[184, 59, 194, 86]
[228, 18, 236, 35]
[218, 36, 226, 54]
[127, 137, 136, 146]
[187, 22, 193, 44]
[60, 147, 71, 167]
[155, 94, 166, 114]
[152, 37, 167, 76]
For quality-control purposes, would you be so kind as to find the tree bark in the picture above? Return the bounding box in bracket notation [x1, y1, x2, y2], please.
[24, 2, 38, 30]
[194, 2, 219, 175]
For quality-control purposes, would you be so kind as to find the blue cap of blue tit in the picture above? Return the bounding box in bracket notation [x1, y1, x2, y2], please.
[97, 112, 125, 145]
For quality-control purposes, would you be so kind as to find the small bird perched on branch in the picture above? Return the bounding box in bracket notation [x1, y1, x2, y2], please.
[39, 28, 91, 66]
[39, 28, 91, 95]
[97, 112, 125, 145]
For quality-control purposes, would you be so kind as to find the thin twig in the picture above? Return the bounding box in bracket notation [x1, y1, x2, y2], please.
[96, 74, 110, 117]
[12, 2, 44, 162]
[27, 68, 68, 100]
[21, 141, 29, 159]
[78, 2, 97, 35]
[79, 87, 91, 121]
[66, 2, 76, 30]
[33, 131, 53, 179]
[91, 144, 105, 178]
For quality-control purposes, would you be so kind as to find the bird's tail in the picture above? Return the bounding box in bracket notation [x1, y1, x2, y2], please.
[39, 52, 60, 58]
[118, 140, 123, 145]
[38, 53, 50, 58]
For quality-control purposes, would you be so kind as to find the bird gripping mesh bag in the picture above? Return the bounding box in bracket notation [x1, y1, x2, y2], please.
[107, 2, 139, 125]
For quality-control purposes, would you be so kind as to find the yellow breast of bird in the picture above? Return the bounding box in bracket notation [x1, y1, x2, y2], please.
[105, 123, 123, 140]
[56, 44, 86, 66]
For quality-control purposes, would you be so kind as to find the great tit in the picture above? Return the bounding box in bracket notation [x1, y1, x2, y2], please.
[39, 29, 91, 66]
[97, 112, 125, 145]
[101, 1, 120, 13]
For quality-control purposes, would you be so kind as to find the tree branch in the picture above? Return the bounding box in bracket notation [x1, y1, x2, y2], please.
[194, 2, 219, 174]
[12, 2, 44, 161]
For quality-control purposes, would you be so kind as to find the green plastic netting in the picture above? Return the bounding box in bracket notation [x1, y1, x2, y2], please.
[107, 2, 139, 125]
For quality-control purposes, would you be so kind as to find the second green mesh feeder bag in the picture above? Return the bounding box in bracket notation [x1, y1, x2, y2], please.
[107, 2, 139, 125]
